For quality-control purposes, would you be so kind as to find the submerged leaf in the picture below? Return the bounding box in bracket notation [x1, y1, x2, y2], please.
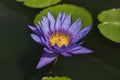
[98, 8, 120, 42]
[34, 4, 92, 28]
[16, 0, 61, 8]
[42, 76, 71, 80]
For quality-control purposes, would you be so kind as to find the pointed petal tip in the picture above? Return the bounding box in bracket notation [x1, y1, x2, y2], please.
[81, 26, 91, 34]
[35, 64, 42, 69]
[72, 18, 81, 27]
[48, 11, 51, 14]
[83, 49, 94, 54]
[42, 16, 47, 21]
[68, 15, 72, 18]
[76, 18, 81, 22]
[48, 11, 53, 16]
[48, 11, 53, 15]
[77, 17, 81, 20]
[30, 34, 41, 43]
[90, 50, 95, 53]
[69, 45, 94, 54]
[35, 62, 46, 69]
[28, 25, 31, 27]
[71, 49, 94, 55]
[44, 47, 54, 54]
[35, 52, 58, 69]
[38, 21, 41, 24]
[58, 11, 63, 17]
[63, 12, 66, 16]
[85, 49, 94, 54]
[61, 52, 72, 57]
[85, 26, 91, 30]
[28, 25, 36, 30]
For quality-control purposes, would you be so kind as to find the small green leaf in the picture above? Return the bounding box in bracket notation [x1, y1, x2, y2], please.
[16, 0, 61, 8]
[98, 8, 120, 42]
[98, 22, 120, 42]
[34, 4, 92, 28]
[98, 8, 120, 23]
[42, 76, 71, 80]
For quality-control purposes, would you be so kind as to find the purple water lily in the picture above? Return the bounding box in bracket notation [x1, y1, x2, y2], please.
[29, 12, 93, 69]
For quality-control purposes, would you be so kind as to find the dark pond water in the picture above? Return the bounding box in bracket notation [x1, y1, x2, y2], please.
[0, 0, 120, 80]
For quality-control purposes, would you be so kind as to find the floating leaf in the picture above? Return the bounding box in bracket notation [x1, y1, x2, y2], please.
[34, 4, 92, 28]
[42, 76, 71, 80]
[98, 22, 120, 42]
[98, 8, 120, 23]
[16, 0, 61, 8]
[98, 8, 120, 42]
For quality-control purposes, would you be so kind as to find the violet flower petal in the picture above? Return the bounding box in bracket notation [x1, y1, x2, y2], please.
[61, 52, 72, 57]
[48, 12, 55, 33]
[41, 16, 50, 36]
[61, 13, 66, 24]
[55, 12, 62, 31]
[53, 44, 61, 53]
[31, 34, 42, 43]
[28, 25, 36, 31]
[36, 52, 58, 69]
[28, 25, 41, 36]
[68, 18, 81, 42]
[61, 15, 71, 31]
[70, 46, 93, 54]
[72, 26, 91, 44]
[44, 47, 54, 54]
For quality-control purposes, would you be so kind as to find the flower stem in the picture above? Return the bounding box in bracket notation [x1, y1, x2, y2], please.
[47, 57, 58, 76]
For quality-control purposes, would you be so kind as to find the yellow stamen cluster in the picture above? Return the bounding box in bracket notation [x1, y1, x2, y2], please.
[50, 32, 70, 47]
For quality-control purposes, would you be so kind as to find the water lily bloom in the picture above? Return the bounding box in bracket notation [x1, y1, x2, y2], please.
[29, 12, 93, 69]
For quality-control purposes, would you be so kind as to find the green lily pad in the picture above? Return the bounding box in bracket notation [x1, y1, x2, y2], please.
[98, 8, 120, 23]
[42, 76, 71, 80]
[98, 8, 120, 42]
[98, 22, 120, 42]
[34, 4, 92, 28]
[16, 0, 61, 8]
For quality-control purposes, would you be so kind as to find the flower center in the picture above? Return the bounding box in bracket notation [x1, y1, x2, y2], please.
[50, 32, 70, 47]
